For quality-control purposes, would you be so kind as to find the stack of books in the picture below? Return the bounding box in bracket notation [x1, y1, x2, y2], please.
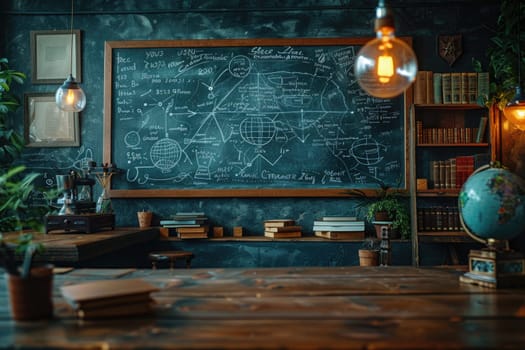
[313, 216, 365, 240]
[160, 212, 209, 239]
[60, 279, 158, 319]
[263, 219, 302, 238]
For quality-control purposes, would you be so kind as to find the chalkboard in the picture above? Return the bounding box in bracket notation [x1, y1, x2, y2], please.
[103, 38, 410, 198]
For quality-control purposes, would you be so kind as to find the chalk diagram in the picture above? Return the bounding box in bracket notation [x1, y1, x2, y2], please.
[115, 46, 403, 188]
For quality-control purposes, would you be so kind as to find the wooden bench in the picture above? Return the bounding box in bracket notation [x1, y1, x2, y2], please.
[148, 251, 194, 269]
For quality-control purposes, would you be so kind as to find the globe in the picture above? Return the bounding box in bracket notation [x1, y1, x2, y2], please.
[458, 165, 525, 243]
[150, 138, 182, 171]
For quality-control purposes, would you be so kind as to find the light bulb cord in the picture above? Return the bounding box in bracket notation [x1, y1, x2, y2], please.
[518, 2, 521, 87]
[69, 0, 74, 77]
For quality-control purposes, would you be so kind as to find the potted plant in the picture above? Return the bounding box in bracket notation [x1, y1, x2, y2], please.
[358, 237, 380, 266]
[0, 58, 54, 321]
[346, 179, 411, 240]
[0, 232, 52, 321]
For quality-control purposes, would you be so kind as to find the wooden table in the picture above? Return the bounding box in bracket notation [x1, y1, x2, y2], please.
[1, 227, 159, 263]
[1, 266, 524, 349]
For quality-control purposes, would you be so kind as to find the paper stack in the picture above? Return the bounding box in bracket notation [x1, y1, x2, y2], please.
[60, 279, 158, 319]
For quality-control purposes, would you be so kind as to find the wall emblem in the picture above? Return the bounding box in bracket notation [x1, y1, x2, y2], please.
[438, 34, 463, 66]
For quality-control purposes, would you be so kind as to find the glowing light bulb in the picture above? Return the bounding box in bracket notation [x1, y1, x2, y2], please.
[55, 74, 86, 112]
[354, 1, 418, 99]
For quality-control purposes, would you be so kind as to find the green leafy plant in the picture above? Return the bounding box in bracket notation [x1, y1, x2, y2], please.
[346, 179, 410, 239]
[472, 0, 524, 111]
[0, 58, 26, 166]
[0, 233, 44, 278]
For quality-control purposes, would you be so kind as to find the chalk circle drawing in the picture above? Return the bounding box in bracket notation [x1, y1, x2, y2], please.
[239, 116, 276, 146]
[350, 138, 386, 166]
[229, 55, 251, 78]
[124, 131, 141, 148]
[150, 138, 182, 172]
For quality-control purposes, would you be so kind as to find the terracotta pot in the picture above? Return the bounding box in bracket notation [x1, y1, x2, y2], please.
[374, 211, 390, 222]
[6, 266, 54, 321]
[358, 249, 379, 266]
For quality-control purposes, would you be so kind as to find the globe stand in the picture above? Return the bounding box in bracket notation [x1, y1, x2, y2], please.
[459, 240, 525, 289]
[458, 164, 525, 288]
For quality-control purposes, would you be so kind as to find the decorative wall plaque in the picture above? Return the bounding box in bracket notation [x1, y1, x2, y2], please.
[438, 34, 463, 66]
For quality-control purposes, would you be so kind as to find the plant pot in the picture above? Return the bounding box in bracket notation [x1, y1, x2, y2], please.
[374, 211, 391, 222]
[358, 249, 379, 266]
[373, 222, 400, 240]
[6, 266, 54, 321]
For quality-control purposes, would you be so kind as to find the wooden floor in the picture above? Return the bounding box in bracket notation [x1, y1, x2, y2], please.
[1, 266, 524, 349]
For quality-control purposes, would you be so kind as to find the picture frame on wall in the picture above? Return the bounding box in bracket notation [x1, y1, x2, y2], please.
[30, 29, 82, 84]
[24, 93, 80, 147]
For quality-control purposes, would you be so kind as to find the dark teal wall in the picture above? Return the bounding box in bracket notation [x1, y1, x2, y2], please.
[0, 1, 500, 266]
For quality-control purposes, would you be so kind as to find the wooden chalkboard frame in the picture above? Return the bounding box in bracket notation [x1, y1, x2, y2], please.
[104, 37, 412, 198]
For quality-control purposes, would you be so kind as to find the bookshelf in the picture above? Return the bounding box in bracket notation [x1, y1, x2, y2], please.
[410, 103, 490, 266]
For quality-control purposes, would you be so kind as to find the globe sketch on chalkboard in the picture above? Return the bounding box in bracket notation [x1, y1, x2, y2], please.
[112, 43, 406, 189]
[150, 138, 182, 172]
[239, 117, 276, 146]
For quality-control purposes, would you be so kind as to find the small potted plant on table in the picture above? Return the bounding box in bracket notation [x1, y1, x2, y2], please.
[0, 232, 51, 321]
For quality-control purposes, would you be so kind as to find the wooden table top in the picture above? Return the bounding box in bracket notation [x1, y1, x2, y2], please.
[1, 266, 524, 349]
[1, 227, 159, 263]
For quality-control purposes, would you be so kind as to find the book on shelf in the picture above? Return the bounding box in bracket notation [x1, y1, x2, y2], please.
[313, 220, 364, 226]
[312, 225, 365, 232]
[467, 72, 478, 104]
[425, 71, 434, 104]
[455, 155, 475, 189]
[417, 206, 461, 232]
[160, 218, 207, 226]
[170, 212, 207, 220]
[178, 232, 209, 239]
[264, 231, 302, 238]
[441, 73, 452, 104]
[475, 116, 488, 143]
[460, 72, 469, 104]
[161, 223, 202, 228]
[414, 70, 428, 104]
[176, 226, 209, 234]
[450, 72, 462, 104]
[264, 225, 303, 233]
[314, 231, 365, 240]
[433, 72, 443, 104]
[264, 219, 296, 227]
[320, 216, 357, 221]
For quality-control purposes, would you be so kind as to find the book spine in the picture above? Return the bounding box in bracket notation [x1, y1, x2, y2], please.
[460, 72, 469, 104]
[425, 71, 434, 104]
[450, 72, 462, 104]
[441, 73, 452, 104]
[467, 72, 478, 104]
[475, 116, 488, 143]
[433, 72, 442, 104]
[414, 70, 428, 104]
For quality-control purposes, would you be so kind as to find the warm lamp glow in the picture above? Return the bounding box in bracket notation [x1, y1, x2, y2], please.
[354, 1, 418, 99]
[377, 55, 394, 82]
[503, 86, 525, 131]
[56, 0, 86, 112]
[55, 74, 86, 112]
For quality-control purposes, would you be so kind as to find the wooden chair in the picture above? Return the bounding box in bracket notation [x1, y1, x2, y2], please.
[148, 251, 194, 269]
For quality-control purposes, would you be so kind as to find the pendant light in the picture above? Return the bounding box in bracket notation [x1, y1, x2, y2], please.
[354, 0, 418, 99]
[503, 2, 525, 130]
[55, 0, 86, 112]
